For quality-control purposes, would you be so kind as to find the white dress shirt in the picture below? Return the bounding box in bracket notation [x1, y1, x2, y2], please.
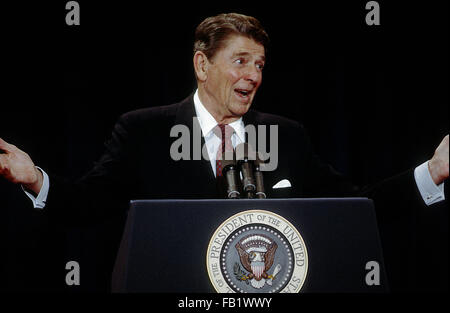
[22, 166, 49, 209]
[24, 89, 445, 208]
[414, 161, 446, 205]
[193, 89, 246, 176]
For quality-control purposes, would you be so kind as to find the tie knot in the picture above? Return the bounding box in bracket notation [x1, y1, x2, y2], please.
[213, 124, 234, 142]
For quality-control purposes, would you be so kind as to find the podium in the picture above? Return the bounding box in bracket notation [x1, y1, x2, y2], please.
[112, 198, 388, 293]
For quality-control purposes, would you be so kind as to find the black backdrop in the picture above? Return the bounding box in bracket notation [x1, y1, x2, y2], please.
[0, 1, 448, 292]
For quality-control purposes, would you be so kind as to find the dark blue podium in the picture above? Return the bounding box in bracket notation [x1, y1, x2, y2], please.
[112, 198, 388, 293]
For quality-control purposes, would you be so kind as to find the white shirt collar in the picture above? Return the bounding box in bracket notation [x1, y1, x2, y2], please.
[193, 89, 245, 142]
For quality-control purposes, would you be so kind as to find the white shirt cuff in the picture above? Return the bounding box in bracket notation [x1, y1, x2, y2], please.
[22, 166, 50, 209]
[414, 161, 445, 206]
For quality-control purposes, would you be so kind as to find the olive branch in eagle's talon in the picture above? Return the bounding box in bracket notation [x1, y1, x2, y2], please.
[233, 262, 251, 284]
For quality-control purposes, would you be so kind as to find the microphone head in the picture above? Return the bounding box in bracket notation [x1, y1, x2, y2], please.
[219, 149, 240, 199]
[255, 150, 272, 171]
[235, 143, 257, 163]
[220, 149, 237, 173]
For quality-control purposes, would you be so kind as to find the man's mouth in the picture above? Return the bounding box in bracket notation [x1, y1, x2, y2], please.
[234, 88, 252, 100]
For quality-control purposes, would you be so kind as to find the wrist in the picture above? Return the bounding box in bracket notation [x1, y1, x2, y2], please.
[23, 167, 43, 195]
[428, 159, 445, 186]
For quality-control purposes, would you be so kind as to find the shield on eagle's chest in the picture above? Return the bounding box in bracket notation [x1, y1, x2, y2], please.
[235, 234, 277, 287]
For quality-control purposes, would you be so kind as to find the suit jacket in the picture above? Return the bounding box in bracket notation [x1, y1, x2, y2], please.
[44, 93, 447, 291]
[45, 93, 377, 202]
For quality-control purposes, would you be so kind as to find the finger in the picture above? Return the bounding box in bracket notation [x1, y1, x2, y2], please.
[0, 154, 6, 172]
[0, 154, 14, 181]
[0, 137, 12, 153]
[438, 135, 449, 151]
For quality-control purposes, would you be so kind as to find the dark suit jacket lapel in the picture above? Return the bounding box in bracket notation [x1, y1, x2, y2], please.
[173, 94, 217, 197]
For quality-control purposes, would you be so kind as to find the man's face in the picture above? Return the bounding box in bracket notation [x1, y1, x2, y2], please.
[203, 35, 265, 120]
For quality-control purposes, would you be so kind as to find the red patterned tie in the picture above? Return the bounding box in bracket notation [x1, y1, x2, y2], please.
[215, 124, 234, 177]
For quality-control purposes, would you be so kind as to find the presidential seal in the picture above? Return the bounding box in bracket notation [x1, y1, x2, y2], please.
[206, 210, 308, 293]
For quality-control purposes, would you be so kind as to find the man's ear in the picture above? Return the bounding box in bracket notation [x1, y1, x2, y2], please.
[193, 51, 209, 82]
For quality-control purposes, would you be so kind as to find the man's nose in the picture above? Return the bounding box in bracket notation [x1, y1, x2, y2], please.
[244, 66, 261, 85]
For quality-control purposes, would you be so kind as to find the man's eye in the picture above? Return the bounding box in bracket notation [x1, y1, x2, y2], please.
[235, 58, 245, 65]
[257, 63, 265, 70]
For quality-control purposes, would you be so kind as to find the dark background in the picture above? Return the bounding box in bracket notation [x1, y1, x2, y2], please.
[0, 1, 448, 292]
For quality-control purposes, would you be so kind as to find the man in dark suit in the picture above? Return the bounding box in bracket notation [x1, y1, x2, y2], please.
[0, 13, 448, 291]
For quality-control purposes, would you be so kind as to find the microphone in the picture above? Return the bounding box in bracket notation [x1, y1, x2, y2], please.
[221, 151, 240, 199]
[236, 143, 256, 199]
[254, 153, 266, 199]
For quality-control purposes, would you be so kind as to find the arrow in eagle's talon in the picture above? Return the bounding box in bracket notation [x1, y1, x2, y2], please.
[266, 264, 282, 286]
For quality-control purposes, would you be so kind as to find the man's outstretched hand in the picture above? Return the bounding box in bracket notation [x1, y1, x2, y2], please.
[429, 135, 449, 186]
[0, 137, 43, 194]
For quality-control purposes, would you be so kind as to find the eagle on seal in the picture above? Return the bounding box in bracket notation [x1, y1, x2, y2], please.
[235, 234, 278, 288]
